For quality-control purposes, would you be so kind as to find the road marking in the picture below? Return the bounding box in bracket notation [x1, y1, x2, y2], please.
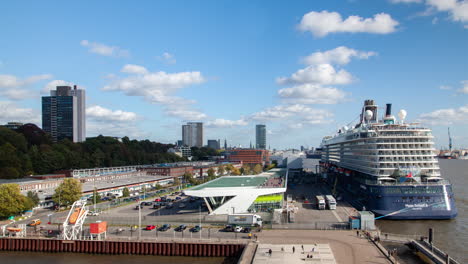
[331, 210, 343, 222]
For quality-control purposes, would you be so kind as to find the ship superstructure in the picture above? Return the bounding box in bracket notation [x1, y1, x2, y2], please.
[320, 100, 457, 219]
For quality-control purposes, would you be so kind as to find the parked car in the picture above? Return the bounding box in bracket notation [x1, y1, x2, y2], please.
[178, 203, 186, 208]
[234, 226, 243, 233]
[135, 204, 143, 210]
[158, 224, 171, 231]
[175, 196, 181, 200]
[242, 227, 252, 233]
[154, 198, 161, 202]
[189, 197, 196, 203]
[28, 219, 41, 226]
[152, 204, 161, 209]
[166, 203, 174, 209]
[166, 198, 172, 202]
[144, 202, 152, 206]
[222, 225, 235, 232]
[145, 225, 156, 231]
[190, 225, 202, 233]
[161, 197, 167, 202]
[175, 224, 187, 232]
[87, 211, 100, 216]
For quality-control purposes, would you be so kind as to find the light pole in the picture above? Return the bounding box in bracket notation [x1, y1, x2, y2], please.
[138, 202, 142, 240]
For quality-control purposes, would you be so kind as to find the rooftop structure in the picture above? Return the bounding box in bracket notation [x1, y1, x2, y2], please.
[224, 149, 270, 165]
[184, 168, 287, 215]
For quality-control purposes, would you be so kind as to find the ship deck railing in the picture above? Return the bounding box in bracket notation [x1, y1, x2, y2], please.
[364, 179, 451, 186]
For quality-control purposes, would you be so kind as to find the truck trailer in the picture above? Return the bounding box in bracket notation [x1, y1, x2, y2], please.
[325, 195, 337, 210]
[227, 214, 263, 227]
[316, 195, 326, 210]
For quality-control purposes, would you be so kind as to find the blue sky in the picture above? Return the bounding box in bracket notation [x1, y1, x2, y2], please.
[0, 0, 467, 149]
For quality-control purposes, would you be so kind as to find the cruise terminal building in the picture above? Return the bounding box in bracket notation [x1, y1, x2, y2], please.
[184, 168, 287, 215]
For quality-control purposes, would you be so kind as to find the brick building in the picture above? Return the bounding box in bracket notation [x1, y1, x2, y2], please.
[224, 149, 270, 166]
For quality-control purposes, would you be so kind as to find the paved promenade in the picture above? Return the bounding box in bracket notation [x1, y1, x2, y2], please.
[255, 230, 391, 264]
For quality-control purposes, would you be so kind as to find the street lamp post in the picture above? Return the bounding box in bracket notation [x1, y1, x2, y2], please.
[138, 202, 141, 240]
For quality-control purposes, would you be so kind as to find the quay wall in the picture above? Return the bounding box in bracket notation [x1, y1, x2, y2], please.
[0, 238, 244, 257]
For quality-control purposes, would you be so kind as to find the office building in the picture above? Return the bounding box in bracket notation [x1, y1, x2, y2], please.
[182, 122, 203, 147]
[207, 139, 220, 150]
[256, 124, 266, 149]
[224, 149, 270, 166]
[1, 122, 24, 130]
[42, 85, 86, 142]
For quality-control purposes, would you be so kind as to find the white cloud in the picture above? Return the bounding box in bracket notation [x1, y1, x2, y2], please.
[121, 64, 148, 75]
[86, 105, 138, 122]
[390, 0, 423, 3]
[439, 85, 452, 90]
[251, 104, 333, 125]
[0, 101, 39, 124]
[158, 52, 176, 64]
[298, 11, 399, 37]
[278, 84, 347, 104]
[418, 104, 468, 125]
[432, 17, 439, 24]
[206, 118, 248, 128]
[457, 80, 468, 94]
[302, 46, 377, 66]
[277, 64, 354, 85]
[41, 80, 74, 94]
[427, 0, 468, 22]
[0, 74, 52, 100]
[86, 121, 149, 139]
[164, 107, 207, 120]
[80, 40, 130, 57]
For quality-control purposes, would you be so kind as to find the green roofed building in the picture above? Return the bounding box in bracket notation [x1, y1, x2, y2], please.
[184, 168, 287, 215]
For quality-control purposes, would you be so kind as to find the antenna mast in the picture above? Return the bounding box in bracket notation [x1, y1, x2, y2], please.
[448, 127, 452, 152]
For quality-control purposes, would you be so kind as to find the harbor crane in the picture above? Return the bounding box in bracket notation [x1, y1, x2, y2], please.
[62, 199, 88, 240]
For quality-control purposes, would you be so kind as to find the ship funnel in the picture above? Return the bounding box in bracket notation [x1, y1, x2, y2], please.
[385, 104, 392, 117]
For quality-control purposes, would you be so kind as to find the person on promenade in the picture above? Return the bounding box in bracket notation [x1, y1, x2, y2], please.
[269, 249, 272, 256]
[293, 246, 295, 253]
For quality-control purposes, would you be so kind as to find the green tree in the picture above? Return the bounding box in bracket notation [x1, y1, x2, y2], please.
[173, 177, 181, 186]
[90, 188, 101, 204]
[26, 191, 40, 207]
[217, 166, 225, 176]
[122, 187, 130, 197]
[0, 184, 30, 218]
[242, 165, 252, 175]
[52, 178, 82, 207]
[226, 164, 234, 175]
[154, 184, 163, 190]
[207, 168, 215, 177]
[253, 164, 263, 174]
[231, 167, 241, 176]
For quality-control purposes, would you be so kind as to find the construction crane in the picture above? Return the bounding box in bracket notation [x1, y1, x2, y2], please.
[448, 127, 453, 152]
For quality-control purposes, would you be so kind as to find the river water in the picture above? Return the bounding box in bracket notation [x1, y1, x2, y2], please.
[377, 159, 468, 263]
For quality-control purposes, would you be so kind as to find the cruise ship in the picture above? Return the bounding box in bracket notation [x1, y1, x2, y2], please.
[319, 100, 458, 219]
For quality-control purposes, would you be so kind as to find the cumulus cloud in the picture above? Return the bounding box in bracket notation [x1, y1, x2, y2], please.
[302, 46, 377, 66]
[458, 80, 468, 94]
[206, 118, 248, 128]
[251, 104, 333, 125]
[393, 0, 468, 25]
[164, 107, 207, 120]
[439, 85, 452, 90]
[86, 105, 138, 122]
[278, 84, 347, 104]
[121, 64, 149, 75]
[418, 104, 468, 125]
[277, 64, 354, 86]
[80, 40, 130, 57]
[298, 11, 399, 37]
[427, 0, 468, 23]
[0, 74, 52, 100]
[41, 80, 74, 94]
[158, 52, 176, 64]
[0, 101, 39, 124]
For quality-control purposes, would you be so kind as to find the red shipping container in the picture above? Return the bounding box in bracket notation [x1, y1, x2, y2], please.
[90, 221, 107, 234]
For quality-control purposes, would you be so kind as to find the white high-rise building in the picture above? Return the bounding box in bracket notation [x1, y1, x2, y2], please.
[182, 122, 203, 147]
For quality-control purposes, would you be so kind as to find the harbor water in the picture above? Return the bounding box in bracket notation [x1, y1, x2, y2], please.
[377, 159, 468, 263]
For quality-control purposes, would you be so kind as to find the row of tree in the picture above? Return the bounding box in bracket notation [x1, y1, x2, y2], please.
[0, 124, 185, 179]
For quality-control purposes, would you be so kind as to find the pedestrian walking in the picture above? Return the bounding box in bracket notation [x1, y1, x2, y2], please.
[281, 247, 284, 252]
[356, 230, 359, 236]
[293, 246, 295, 253]
[301, 245, 304, 251]
[385, 233, 388, 240]
[269, 249, 272, 256]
